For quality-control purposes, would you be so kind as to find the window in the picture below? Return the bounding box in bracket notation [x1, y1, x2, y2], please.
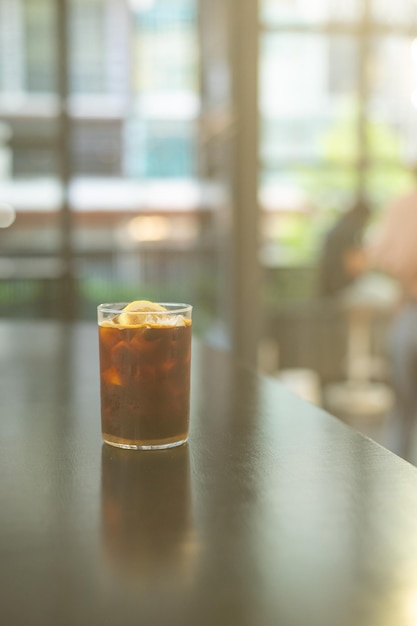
[0, 0, 207, 325]
[259, 0, 417, 267]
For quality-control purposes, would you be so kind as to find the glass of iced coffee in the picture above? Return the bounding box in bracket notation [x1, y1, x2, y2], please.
[97, 301, 192, 450]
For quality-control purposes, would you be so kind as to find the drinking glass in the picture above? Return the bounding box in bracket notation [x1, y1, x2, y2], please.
[98, 302, 192, 450]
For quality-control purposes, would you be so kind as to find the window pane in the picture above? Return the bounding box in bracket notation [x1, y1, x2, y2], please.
[367, 36, 417, 164]
[24, 0, 56, 92]
[0, 0, 24, 93]
[261, 0, 363, 25]
[135, 12, 197, 94]
[14, 147, 59, 177]
[70, 0, 107, 93]
[260, 34, 359, 162]
[0, 3, 62, 273]
[0, 0, 56, 94]
[261, 168, 357, 211]
[366, 166, 415, 207]
[125, 119, 196, 178]
[370, 0, 417, 25]
[72, 119, 123, 176]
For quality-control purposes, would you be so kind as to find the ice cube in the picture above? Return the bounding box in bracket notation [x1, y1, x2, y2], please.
[173, 315, 186, 327]
[150, 314, 186, 327]
[144, 313, 161, 326]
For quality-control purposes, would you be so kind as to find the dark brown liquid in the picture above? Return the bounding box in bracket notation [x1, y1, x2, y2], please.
[98, 322, 191, 447]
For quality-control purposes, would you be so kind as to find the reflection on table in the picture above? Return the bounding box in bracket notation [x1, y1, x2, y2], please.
[100, 443, 197, 589]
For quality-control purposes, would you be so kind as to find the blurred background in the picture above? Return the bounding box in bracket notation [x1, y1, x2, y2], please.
[2, 0, 417, 453]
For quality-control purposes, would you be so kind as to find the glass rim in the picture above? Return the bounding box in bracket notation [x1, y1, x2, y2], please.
[97, 302, 192, 315]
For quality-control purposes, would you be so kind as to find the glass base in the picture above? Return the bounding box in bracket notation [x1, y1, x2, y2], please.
[103, 437, 188, 451]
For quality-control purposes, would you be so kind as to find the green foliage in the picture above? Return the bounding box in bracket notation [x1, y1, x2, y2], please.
[367, 167, 414, 206]
[271, 213, 323, 265]
[262, 266, 317, 309]
[280, 99, 416, 268]
[0, 281, 42, 311]
[320, 99, 360, 164]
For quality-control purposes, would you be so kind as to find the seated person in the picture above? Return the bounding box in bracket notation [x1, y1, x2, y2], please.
[317, 198, 370, 298]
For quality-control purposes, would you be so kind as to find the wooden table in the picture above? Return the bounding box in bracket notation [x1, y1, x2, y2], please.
[2, 320, 417, 626]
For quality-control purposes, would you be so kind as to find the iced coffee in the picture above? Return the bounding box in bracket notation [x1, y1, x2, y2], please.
[98, 301, 192, 450]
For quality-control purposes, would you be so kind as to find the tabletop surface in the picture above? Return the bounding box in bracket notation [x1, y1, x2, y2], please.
[2, 320, 417, 626]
